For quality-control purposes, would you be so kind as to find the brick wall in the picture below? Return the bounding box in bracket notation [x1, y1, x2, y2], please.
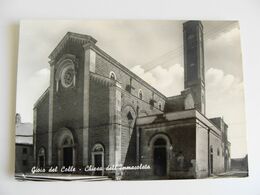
[95, 53, 166, 111]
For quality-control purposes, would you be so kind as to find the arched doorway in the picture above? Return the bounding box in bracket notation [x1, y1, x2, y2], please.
[153, 138, 167, 176]
[56, 128, 76, 168]
[92, 143, 105, 176]
[149, 134, 172, 177]
[37, 147, 46, 168]
[62, 137, 74, 167]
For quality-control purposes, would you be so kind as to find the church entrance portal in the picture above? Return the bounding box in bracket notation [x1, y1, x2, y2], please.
[63, 147, 73, 167]
[153, 138, 167, 176]
[56, 128, 76, 168]
[39, 156, 44, 168]
[94, 154, 102, 176]
[92, 144, 105, 176]
[37, 147, 46, 168]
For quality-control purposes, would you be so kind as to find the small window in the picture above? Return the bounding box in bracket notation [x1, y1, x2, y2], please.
[149, 99, 155, 106]
[109, 71, 116, 80]
[22, 160, 27, 166]
[158, 102, 162, 110]
[22, 148, 27, 154]
[138, 89, 143, 100]
[127, 111, 133, 121]
[217, 148, 220, 156]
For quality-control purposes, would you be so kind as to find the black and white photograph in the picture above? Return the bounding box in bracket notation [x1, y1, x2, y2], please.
[15, 20, 248, 181]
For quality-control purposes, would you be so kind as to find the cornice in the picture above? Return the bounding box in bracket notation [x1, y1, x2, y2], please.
[48, 32, 97, 60]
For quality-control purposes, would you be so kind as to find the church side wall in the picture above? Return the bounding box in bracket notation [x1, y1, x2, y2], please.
[95, 53, 166, 112]
[120, 90, 164, 166]
[94, 53, 165, 167]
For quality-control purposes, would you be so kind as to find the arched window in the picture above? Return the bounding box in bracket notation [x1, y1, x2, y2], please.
[109, 71, 116, 80]
[138, 89, 143, 100]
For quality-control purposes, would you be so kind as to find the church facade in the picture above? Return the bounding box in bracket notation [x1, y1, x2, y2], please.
[33, 21, 231, 179]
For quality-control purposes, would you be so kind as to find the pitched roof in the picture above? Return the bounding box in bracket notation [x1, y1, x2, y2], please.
[16, 123, 33, 145]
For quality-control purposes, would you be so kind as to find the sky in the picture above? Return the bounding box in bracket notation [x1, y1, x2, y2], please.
[16, 20, 247, 158]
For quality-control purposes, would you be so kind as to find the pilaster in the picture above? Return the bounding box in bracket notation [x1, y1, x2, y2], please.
[48, 63, 54, 166]
[82, 44, 96, 166]
[109, 82, 122, 167]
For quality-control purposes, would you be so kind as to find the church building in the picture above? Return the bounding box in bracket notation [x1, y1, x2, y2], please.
[33, 21, 231, 179]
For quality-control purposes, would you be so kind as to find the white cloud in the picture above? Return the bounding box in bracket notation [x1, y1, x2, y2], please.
[206, 68, 247, 157]
[131, 64, 184, 97]
[205, 27, 243, 79]
[131, 65, 247, 157]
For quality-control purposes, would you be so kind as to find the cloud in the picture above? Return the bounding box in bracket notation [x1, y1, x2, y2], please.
[131, 65, 247, 157]
[131, 64, 184, 97]
[206, 67, 244, 111]
[205, 27, 243, 79]
[206, 68, 247, 157]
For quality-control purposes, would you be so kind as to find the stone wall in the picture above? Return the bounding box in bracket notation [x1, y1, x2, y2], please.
[138, 119, 196, 179]
[195, 121, 209, 178]
[209, 131, 225, 174]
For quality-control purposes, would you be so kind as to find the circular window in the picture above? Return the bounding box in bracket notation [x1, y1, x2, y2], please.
[61, 66, 75, 88]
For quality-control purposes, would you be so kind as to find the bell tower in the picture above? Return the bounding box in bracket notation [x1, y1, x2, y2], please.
[183, 21, 206, 114]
